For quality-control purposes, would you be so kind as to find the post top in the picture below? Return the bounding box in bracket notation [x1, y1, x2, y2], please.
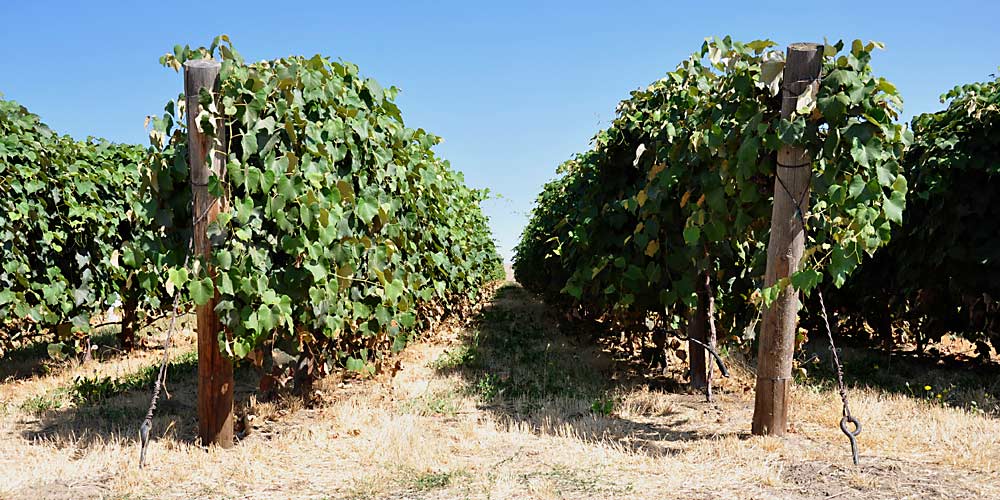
[788, 42, 822, 52]
[183, 58, 222, 69]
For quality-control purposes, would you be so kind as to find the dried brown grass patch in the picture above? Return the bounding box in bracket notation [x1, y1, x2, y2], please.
[0, 282, 998, 499]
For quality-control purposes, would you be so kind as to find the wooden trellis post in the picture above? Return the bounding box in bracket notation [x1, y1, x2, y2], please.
[184, 59, 234, 448]
[752, 43, 822, 436]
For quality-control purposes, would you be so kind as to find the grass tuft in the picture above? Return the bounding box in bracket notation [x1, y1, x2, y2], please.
[19, 392, 66, 415]
[411, 470, 462, 491]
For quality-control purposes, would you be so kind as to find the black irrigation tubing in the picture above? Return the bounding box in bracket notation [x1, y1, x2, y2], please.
[91, 312, 172, 333]
[670, 334, 730, 379]
[776, 162, 861, 466]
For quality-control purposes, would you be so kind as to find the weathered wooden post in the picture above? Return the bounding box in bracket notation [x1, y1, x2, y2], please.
[184, 59, 234, 448]
[752, 43, 822, 436]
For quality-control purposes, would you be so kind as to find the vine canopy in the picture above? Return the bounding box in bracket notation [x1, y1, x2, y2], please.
[833, 72, 1000, 351]
[143, 36, 503, 373]
[0, 96, 146, 349]
[515, 37, 910, 340]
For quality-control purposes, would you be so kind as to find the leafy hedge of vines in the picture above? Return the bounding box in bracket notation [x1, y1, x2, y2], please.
[832, 74, 1000, 354]
[0, 97, 148, 354]
[145, 37, 503, 375]
[514, 37, 910, 347]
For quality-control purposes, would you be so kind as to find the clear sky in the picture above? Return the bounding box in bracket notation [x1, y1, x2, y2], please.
[2, 1, 997, 261]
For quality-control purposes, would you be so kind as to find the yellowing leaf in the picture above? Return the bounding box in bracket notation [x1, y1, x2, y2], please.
[645, 239, 660, 257]
[337, 180, 355, 203]
[680, 191, 692, 208]
[637, 189, 648, 207]
[867, 40, 886, 51]
[823, 39, 837, 57]
[851, 39, 864, 56]
[877, 77, 897, 95]
[648, 163, 666, 181]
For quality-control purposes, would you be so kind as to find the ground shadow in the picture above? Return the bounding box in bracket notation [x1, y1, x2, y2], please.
[800, 337, 1000, 416]
[436, 282, 746, 457]
[0, 320, 182, 383]
[0, 327, 129, 382]
[0, 338, 54, 382]
[17, 354, 263, 449]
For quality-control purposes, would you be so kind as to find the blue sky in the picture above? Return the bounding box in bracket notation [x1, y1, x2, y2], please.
[2, 1, 997, 261]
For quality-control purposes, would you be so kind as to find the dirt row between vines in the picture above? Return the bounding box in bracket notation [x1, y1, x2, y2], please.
[1, 282, 998, 499]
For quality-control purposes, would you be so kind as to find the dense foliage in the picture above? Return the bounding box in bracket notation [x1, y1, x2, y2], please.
[514, 38, 910, 349]
[0, 97, 148, 354]
[833, 74, 1000, 354]
[145, 37, 503, 376]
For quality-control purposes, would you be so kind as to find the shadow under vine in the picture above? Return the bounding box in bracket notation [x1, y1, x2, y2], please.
[436, 282, 740, 457]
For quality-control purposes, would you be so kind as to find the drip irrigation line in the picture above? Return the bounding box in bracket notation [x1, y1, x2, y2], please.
[671, 333, 730, 379]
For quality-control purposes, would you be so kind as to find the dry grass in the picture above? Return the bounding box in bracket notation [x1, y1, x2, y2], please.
[1, 282, 998, 499]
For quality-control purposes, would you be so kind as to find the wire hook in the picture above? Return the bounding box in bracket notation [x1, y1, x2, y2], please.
[839, 414, 862, 465]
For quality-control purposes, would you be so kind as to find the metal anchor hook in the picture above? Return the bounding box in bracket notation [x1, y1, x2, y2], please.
[839, 415, 862, 465]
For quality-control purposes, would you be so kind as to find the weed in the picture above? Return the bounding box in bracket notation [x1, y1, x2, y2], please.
[431, 344, 481, 371]
[526, 464, 633, 496]
[473, 373, 502, 401]
[19, 392, 65, 415]
[456, 290, 607, 409]
[411, 470, 460, 491]
[401, 388, 461, 416]
[590, 397, 616, 416]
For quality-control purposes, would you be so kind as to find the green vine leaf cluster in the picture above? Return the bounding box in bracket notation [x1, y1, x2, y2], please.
[0, 96, 149, 352]
[832, 73, 1000, 352]
[514, 37, 910, 342]
[144, 37, 504, 373]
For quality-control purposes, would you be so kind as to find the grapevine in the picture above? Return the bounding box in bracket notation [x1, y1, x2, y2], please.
[515, 37, 910, 352]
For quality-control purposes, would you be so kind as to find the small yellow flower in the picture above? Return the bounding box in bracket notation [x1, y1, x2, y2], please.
[924, 385, 932, 391]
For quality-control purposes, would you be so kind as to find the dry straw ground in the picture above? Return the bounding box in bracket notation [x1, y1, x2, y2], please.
[1, 282, 998, 499]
